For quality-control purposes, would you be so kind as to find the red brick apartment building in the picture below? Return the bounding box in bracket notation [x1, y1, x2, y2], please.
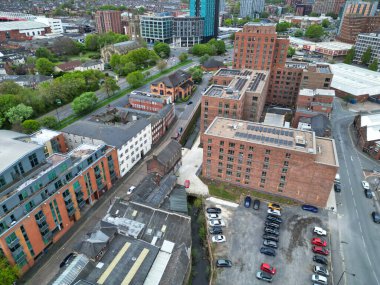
[293, 88, 335, 127]
[201, 69, 269, 134]
[337, 14, 380, 44]
[95, 10, 122, 34]
[129, 92, 172, 113]
[202, 117, 338, 207]
[0, 131, 119, 273]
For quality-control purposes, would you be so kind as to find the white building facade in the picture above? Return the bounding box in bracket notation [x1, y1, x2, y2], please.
[35, 17, 63, 34]
[239, 0, 265, 18]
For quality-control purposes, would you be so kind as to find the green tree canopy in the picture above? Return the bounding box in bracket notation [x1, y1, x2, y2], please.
[294, 29, 304, 37]
[84, 32, 129, 51]
[102, 76, 120, 97]
[0, 81, 23, 95]
[6, 103, 33, 124]
[208, 39, 226, 55]
[189, 66, 203, 84]
[276, 22, 291, 32]
[39, 116, 58, 129]
[287, 46, 296, 57]
[71, 92, 98, 114]
[361, 47, 372, 65]
[369, 59, 378, 71]
[154, 42, 171, 58]
[22, 119, 41, 133]
[0, 257, 20, 285]
[344, 47, 355, 64]
[309, 12, 320, 17]
[35, 47, 55, 61]
[179, 53, 188, 62]
[321, 19, 330, 28]
[51, 37, 80, 56]
[326, 12, 338, 19]
[36, 58, 55, 75]
[199, 54, 210, 64]
[305, 24, 324, 39]
[260, 11, 269, 18]
[224, 18, 233, 26]
[126, 71, 144, 88]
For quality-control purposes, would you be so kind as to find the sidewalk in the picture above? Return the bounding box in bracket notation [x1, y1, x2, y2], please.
[177, 135, 209, 196]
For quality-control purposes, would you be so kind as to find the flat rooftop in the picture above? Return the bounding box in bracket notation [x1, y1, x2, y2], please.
[28, 128, 62, 145]
[214, 68, 252, 77]
[360, 113, 380, 127]
[316, 41, 353, 51]
[205, 117, 338, 166]
[329, 63, 380, 96]
[0, 21, 48, 31]
[299, 88, 335, 97]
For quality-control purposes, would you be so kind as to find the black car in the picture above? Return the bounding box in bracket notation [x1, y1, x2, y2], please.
[207, 207, 222, 214]
[313, 255, 328, 265]
[372, 211, 380, 223]
[267, 215, 283, 224]
[302, 204, 318, 213]
[187, 101, 193, 105]
[216, 259, 232, 268]
[244, 196, 252, 208]
[59, 252, 76, 268]
[334, 183, 341, 192]
[209, 226, 223, 234]
[253, 199, 261, 210]
[265, 221, 280, 229]
[263, 239, 278, 248]
[260, 247, 276, 256]
[264, 227, 279, 236]
[365, 189, 374, 199]
[262, 234, 279, 242]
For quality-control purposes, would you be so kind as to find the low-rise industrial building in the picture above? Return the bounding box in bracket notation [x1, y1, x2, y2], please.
[147, 140, 182, 177]
[0, 21, 51, 41]
[129, 91, 172, 113]
[354, 113, 380, 160]
[202, 117, 338, 207]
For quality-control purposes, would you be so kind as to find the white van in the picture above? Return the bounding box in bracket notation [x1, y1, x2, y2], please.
[334, 173, 340, 183]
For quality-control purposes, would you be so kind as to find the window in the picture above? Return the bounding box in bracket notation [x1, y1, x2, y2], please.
[229, 143, 235, 148]
[262, 171, 267, 177]
[240, 144, 244, 150]
[265, 149, 271, 155]
[245, 174, 250, 180]
[282, 168, 288, 173]
[261, 178, 266, 184]
[263, 164, 269, 169]
[226, 170, 232, 176]
[247, 160, 252, 166]
[228, 150, 234, 155]
[279, 182, 285, 188]
[249, 146, 254, 151]
[227, 156, 234, 162]
[218, 169, 223, 173]
[207, 153, 211, 157]
[237, 172, 241, 177]
[0, 176, 6, 187]
[284, 161, 289, 166]
[28, 153, 39, 167]
[246, 168, 251, 173]
[219, 155, 224, 160]
[281, 175, 286, 181]
[208, 139, 212, 144]
[219, 148, 224, 153]
[248, 153, 253, 159]
[227, 164, 233, 169]
[207, 146, 212, 151]
[218, 162, 223, 167]
[264, 157, 269, 163]
[207, 159, 211, 164]
[237, 166, 242, 171]
[285, 153, 291, 159]
[220, 141, 224, 146]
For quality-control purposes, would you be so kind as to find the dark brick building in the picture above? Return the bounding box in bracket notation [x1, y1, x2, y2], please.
[95, 10, 122, 34]
[147, 140, 182, 177]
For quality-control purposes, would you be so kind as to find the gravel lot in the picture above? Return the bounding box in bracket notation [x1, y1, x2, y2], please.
[206, 200, 330, 285]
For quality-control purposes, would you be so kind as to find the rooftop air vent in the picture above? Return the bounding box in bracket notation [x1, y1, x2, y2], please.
[295, 136, 306, 147]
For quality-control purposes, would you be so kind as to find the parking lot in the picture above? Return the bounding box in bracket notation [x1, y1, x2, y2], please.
[206, 200, 331, 285]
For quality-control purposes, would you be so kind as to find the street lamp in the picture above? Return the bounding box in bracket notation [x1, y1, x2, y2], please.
[55, 99, 62, 123]
[337, 270, 356, 285]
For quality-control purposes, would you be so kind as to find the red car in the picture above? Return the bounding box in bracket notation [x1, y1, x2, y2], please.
[260, 263, 276, 275]
[312, 246, 329, 256]
[311, 238, 327, 247]
[184, 180, 190, 188]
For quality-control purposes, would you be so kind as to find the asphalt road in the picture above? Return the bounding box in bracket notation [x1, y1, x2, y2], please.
[332, 99, 380, 285]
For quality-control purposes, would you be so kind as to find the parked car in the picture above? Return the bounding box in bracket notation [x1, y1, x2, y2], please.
[216, 259, 232, 268]
[187, 101, 193, 105]
[260, 263, 276, 275]
[127, 186, 136, 195]
[253, 199, 261, 210]
[263, 239, 278, 248]
[268, 203, 281, 211]
[362, 180, 370, 190]
[313, 255, 328, 265]
[260, 247, 276, 256]
[314, 265, 329, 277]
[212, 235, 226, 243]
[59, 252, 76, 268]
[209, 219, 226, 227]
[207, 207, 221, 214]
[372, 211, 380, 223]
[267, 209, 281, 216]
[262, 234, 279, 242]
[313, 226, 327, 236]
[265, 221, 280, 229]
[311, 274, 328, 285]
[209, 227, 223, 234]
[302, 204, 319, 213]
[312, 246, 329, 256]
[244, 196, 252, 208]
[207, 213, 220, 220]
[264, 227, 279, 236]
[184, 179, 190, 188]
[312, 238, 327, 247]
[256, 271, 273, 282]
[334, 183, 341, 192]
[365, 189, 374, 199]
[267, 215, 282, 224]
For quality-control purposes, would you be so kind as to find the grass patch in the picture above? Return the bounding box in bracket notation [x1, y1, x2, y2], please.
[66, 51, 100, 61]
[202, 177, 299, 205]
[56, 60, 192, 130]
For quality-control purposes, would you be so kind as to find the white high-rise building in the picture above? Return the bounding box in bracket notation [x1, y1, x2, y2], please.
[35, 17, 63, 34]
[239, 0, 265, 18]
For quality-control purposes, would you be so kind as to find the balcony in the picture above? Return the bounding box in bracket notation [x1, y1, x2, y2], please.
[12, 250, 26, 264]
[63, 193, 72, 202]
[74, 186, 82, 194]
[67, 207, 76, 217]
[78, 199, 86, 208]
[65, 201, 74, 209]
[75, 191, 84, 199]
[7, 237, 20, 249]
[38, 222, 49, 232]
[42, 231, 52, 243]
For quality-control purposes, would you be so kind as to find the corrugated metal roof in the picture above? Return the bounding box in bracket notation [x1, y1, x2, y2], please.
[0, 21, 48, 31]
[52, 254, 89, 285]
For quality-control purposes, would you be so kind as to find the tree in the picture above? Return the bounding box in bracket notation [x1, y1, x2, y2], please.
[189, 67, 203, 84]
[369, 59, 378, 71]
[199, 54, 210, 64]
[0, 256, 20, 285]
[294, 29, 304, 37]
[102, 77, 120, 97]
[127, 71, 144, 88]
[224, 18, 233, 26]
[36, 58, 55, 75]
[208, 39, 226, 55]
[305, 24, 324, 39]
[121, 62, 137, 76]
[84, 34, 99, 51]
[71, 92, 98, 114]
[153, 42, 170, 58]
[35, 47, 55, 61]
[0, 81, 23, 95]
[260, 11, 269, 18]
[361, 47, 372, 65]
[157, 60, 167, 71]
[326, 12, 338, 20]
[309, 12, 320, 17]
[321, 19, 330, 28]
[6, 103, 33, 124]
[179, 53, 188, 62]
[287, 46, 296, 57]
[344, 47, 355, 64]
[51, 37, 80, 56]
[22, 119, 41, 133]
[276, 22, 291, 32]
[229, 32, 236, 41]
[39, 116, 58, 129]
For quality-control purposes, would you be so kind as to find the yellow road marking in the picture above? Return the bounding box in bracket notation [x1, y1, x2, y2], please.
[121, 248, 150, 285]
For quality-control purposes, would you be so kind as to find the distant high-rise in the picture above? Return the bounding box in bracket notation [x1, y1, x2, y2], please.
[95, 10, 122, 34]
[239, 0, 265, 18]
[312, 0, 346, 15]
[190, 0, 219, 41]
